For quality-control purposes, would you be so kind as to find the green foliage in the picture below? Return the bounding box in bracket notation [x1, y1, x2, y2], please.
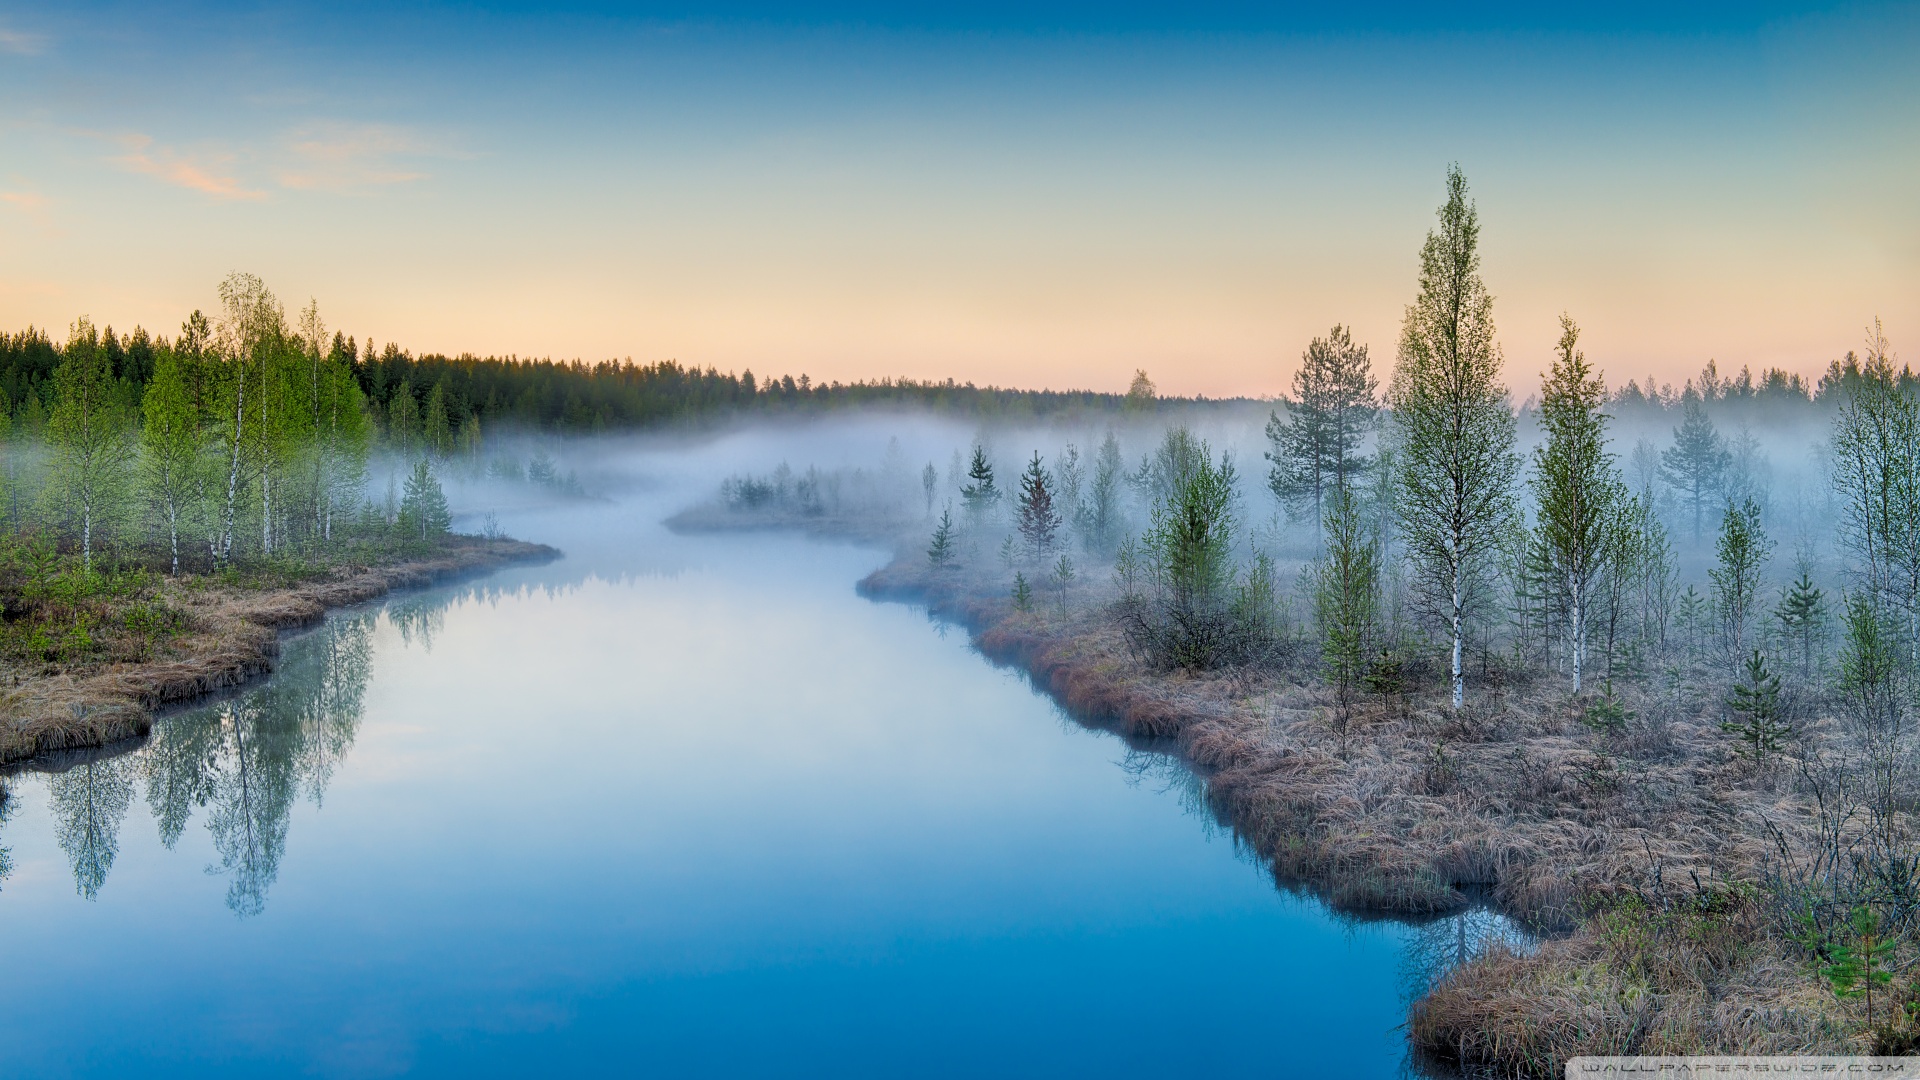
[1822, 906, 1898, 1025]
[1313, 485, 1379, 725]
[961, 443, 998, 524]
[1391, 165, 1520, 709]
[398, 460, 452, 541]
[1529, 315, 1625, 692]
[1710, 498, 1772, 660]
[1143, 432, 1236, 609]
[927, 506, 957, 568]
[1015, 451, 1059, 554]
[1837, 593, 1903, 735]
[1266, 323, 1376, 528]
[1582, 681, 1633, 736]
[1774, 567, 1828, 679]
[45, 317, 132, 571]
[1722, 650, 1789, 760]
[1661, 398, 1730, 542]
[1012, 571, 1033, 612]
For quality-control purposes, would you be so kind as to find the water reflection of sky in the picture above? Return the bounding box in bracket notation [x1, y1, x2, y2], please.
[0, 450, 1513, 1078]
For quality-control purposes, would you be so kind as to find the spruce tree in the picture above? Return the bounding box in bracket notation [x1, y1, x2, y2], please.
[1015, 451, 1060, 554]
[1266, 324, 1376, 531]
[1012, 571, 1033, 612]
[1529, 315, 1625, 692]
[1313, 484, 1379, 740]
[1390, 165, 1520, 709]
[1774, 568, 1828, 679]
[961, 443, 997, 525]
[1722, 649, 1789, 760]
[927, 506, 956, 568]
[399, 459, 452, 541]
[1661, 398, 1730, 542]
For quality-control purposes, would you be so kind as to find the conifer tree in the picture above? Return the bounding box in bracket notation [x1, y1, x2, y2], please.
[424, 382, 451, 456]
[46, 317, 132, 571]
[960, 443, 997, 525]
[1015, 452, 1060, 554]
[399, 459, 452, 540]
[1266, 324, 1376, 531]
[1529, 315, 1625, 692]
[927, 505, 957, 568]
[1012, 571, 1033, 611]
[1085, 431, 1124, 554]
[1722, 649, 1789, 759]
[388, 382, 420, 455]
[1774, 567, 1828, 679]
[1390, 165, 1520, 709]
[1313, 484, 1379, 739]
[1661, 399, 1730, 542]
[921, 461, 938, 516]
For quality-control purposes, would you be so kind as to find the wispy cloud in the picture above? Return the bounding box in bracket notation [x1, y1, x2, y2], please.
[0, 190, 46, 211]
[111, 135, 265, 201]
[276, 122, 441, 192]
[0, 26, 47, 55]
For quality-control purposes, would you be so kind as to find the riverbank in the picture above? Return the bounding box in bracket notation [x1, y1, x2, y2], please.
[665, 483, 1892, 1074]
[0, 536, 557, 768]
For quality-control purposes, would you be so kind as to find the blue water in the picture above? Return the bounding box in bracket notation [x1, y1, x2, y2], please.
[0, 443, 1489, 1078]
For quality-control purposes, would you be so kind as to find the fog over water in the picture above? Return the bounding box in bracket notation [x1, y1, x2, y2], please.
[0, 419, 1530, 1078]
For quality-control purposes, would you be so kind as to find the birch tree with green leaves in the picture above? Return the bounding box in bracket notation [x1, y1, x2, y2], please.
[46, 317, 133, 571]
[1529, 315, 1625, 692]
[140, 349, 205, 574]
[1391, 166, 1520, 709]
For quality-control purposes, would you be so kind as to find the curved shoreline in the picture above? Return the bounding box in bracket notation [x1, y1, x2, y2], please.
[0, 537, 559, 770]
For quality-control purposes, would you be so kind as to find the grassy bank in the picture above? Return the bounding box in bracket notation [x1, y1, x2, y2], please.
[0, 534, 556, 767]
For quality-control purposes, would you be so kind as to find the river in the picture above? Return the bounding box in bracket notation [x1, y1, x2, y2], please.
[0, 434, 1514, 1078]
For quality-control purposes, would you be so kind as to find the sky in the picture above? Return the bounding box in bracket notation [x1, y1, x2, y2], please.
[0, 2, 1916, 398]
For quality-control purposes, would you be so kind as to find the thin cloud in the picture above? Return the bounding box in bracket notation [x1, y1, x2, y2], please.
[112, 135, 266, 201]
[0, 27, 47, 55]
[277, 122, 441, 192]
[0, 191, 47, 211]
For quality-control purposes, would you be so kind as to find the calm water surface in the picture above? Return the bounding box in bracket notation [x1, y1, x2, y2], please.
[0, 440, 1504, 1078]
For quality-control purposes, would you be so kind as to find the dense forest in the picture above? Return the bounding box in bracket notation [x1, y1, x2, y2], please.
[0, 319, 1195, 436]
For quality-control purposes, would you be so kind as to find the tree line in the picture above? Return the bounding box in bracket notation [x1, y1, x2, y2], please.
[6, 272, 456, 576]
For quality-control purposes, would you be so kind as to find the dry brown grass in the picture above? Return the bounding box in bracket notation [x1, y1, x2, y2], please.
[0, 537, 554, 767]
[857, 554, 1886, 1075]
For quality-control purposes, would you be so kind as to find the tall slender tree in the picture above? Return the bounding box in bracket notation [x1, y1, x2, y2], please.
[1267, 324, 1376, 531]
[140, 349, 205, 574]
[1661, 398, 1730, 543]
[1391, 166, 1520, 709]
[46, 317, 132, 571]
[1529, 315, 1625, 692]
[1015, 452, 1060, 554]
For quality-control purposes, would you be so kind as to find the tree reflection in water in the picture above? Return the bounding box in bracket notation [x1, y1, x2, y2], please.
[24, 609, 380, 912]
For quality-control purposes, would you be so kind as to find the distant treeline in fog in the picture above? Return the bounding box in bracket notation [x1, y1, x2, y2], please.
[0, 321, 1243, 434]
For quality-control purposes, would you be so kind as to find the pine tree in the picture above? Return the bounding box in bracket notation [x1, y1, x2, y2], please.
[1774, 567, 1828, 679]
[960, 443, 997, 525]
[1710, 498, 1772, 660]
[399, 459, 451, 541]
[1012, 571, 1033, 612]
[1266, 324, 1376, 531]
[927, 505, 956, 568]
[1722, 649, 1789, 760]
[1390, 165, 1520, 709]
[1661, 398, 1730, 542]
[46, 318, 132, 571]
[1015, 451, 1060, 554]
[1529, 315, 1625, 692]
